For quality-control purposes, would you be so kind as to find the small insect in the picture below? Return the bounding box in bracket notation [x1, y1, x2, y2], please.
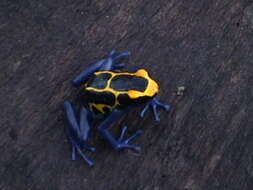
[64, 50, 171, 166]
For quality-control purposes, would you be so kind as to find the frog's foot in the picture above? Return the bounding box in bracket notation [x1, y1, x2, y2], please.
[116, 126, 143, 151]
[140, 97, 171, 121]
[64, 101, 95, 166]
[98, 108, 143, 151]
[68, 136, 95, 167]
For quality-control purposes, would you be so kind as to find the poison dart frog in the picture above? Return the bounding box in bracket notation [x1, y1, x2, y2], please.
[64, 50, 171, 166]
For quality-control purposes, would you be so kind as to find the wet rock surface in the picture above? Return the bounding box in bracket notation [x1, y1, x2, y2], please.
[1, 0, 253, 190]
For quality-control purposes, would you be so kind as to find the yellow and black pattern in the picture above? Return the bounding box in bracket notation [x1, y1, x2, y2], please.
[82, 69, 159, 114]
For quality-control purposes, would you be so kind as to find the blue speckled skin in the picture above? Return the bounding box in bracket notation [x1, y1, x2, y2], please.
[64, 50, 171, 166]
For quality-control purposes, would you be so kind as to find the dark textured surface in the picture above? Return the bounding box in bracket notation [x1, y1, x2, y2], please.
[1, 0, 253, 190]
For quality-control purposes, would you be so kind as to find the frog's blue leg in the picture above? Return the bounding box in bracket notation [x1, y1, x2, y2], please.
[99, 50, 131, 70]
[140, 97, 171, 121]
[64, 101, 95, 166]
[72, 50, 131, 86]
[113, 52, 131, 63]
[98, 109, 143, 151]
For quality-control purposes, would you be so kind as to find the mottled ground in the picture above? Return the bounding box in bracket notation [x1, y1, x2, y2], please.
[1, 0, 253, 190]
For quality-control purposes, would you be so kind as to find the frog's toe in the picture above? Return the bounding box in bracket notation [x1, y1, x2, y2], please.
[164, 104, 171, 111]
[75, 145, 95, 167]
[140, 103, 150, 118]
[86, 145, 96, 152]
[109, 49, 116, 56]
[118, 143, 142, 151]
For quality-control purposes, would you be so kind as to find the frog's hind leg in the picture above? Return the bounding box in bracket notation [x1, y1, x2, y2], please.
[140, 97, 171, 121]
[98, 109, 143, 151]
[72, 50, 131, 86]
[64, 101, 95, 166]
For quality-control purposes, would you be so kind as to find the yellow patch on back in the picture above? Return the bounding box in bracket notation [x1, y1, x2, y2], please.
[128, 90, 143, 99]
[89, 103, 112, 114]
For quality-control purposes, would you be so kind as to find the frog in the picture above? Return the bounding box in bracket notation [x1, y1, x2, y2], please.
[63, 50, 171, 166]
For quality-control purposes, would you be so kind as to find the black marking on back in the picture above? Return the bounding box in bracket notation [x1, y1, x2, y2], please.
[102, 107, 111, 114]
[110, 75, 148, 92]
[86, 73, 111, 89]
[84, 90, 116, 106]
[117, 94, 151, 106]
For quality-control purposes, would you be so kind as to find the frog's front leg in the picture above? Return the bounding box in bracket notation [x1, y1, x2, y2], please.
[72, 50, 130, 86]
[64, 101, 95, 166]
[140, 97, 171, 121]
[98, 108, 143, 151]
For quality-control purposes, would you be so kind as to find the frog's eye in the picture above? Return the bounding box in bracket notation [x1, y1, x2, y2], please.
[135, 69, 149, 77]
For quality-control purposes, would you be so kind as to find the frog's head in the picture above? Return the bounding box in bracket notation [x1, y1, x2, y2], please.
[127, 69, 159, 99]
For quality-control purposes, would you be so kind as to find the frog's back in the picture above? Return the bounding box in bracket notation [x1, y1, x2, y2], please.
[82, 69, 159, 114]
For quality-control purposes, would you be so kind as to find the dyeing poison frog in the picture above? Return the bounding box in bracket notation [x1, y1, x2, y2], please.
[64, 50, 171, 166]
